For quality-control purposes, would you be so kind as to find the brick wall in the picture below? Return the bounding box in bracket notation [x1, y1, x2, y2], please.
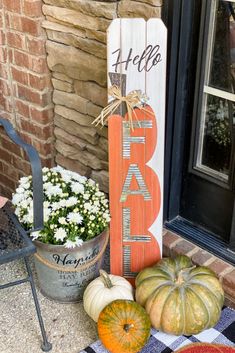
[0, 0, 54, 198]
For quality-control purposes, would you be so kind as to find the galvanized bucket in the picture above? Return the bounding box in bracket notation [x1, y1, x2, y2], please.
[33, 229, 109, 303]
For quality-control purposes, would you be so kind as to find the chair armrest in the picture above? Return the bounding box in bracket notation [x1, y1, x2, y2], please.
[0, 118, 43, 232]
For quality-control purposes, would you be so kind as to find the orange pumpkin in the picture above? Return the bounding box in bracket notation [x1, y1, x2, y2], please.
[97, 299, 151, 353]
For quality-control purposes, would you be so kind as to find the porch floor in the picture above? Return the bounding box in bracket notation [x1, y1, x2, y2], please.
[0, 258, 98, 353]
[0, 230, 235, 353]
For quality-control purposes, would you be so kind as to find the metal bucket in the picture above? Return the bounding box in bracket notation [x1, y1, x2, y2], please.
[33, 229, 109, 303]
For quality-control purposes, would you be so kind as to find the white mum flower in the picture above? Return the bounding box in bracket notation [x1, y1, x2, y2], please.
[46, 185, 63, 197]
[58, 217, 67, 225]
[15, 208, 20, 216]
[16, 187, 25, 194]
[22, 214, 28, 223]
[67, 212, 83, 224]
[69, 170, 82, 181]
[31, 231, 40, 240]
[71, 182, 84, 194]
[66, 197, 78, 207]
[78, 176, 87, 184]
[103, 213, 111, 222]
[91, 205, 99, 214]
[88, 179, 95, 186]
[83, 193, 90, 200]
[60, 171, 72, 183]
[54, 228, 67, 241]
[84, 202, 92, 211]
[43, 207, 52, 222]
[64, 239, 77, 248]
[43, 201, 50, 208]
[62, 174, 72, 183]
[52, 165, 64, 173]
[96, 191, 103, 197]
[19, 176, 30, 184]
[24, 190, 32, 197]
[59, 199, 67, 208]
[22, 182, 30, 190]
[43, 182, 53, 190]
[71, 173, 86, 183]
[75, 237, 83, 247]
[26, 209, 34, 224]
[19, 199, 29, 209]
[101, 199, 108, 205]
[51, 202, 60, 210]
[12, 193, 24, 204]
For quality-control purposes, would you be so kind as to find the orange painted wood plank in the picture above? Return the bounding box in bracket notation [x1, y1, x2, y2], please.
[109, 107, 161, 282]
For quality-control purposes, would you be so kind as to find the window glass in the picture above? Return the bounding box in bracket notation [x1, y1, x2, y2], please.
[201, 95, 233, 176]
[209, 1, 235, 94]
[195, 0, 235, 182]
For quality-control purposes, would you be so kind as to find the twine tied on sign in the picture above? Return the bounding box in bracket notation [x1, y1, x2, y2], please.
[92, 85, 152, 130]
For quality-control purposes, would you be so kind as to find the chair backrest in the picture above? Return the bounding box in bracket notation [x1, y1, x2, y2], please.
[0, 118, 44, 232]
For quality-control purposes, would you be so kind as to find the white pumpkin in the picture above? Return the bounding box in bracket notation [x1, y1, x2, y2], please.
[83, 269, 134, 322]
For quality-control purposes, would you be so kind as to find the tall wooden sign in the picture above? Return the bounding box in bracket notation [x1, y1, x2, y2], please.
[107, 19, 167, 282]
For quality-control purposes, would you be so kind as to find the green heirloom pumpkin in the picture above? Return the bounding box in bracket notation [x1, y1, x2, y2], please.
[135, 255, 224, 336]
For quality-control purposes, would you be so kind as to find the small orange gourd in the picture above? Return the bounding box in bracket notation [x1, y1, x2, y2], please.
[97, 299, 151, 353]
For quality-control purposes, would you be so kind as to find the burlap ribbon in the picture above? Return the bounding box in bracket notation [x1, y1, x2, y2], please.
[92, 85, 152, 130]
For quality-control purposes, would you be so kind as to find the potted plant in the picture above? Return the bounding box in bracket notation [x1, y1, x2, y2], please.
[12, 166, 110, 302]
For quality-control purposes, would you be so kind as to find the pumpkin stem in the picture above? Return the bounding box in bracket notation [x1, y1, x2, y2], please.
[124, 323, 134, 333]
[99, 269, 113, 288]
[175, 266, 196, 285]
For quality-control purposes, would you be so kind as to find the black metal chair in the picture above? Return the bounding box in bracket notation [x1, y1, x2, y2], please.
[0, 118, 52, 352]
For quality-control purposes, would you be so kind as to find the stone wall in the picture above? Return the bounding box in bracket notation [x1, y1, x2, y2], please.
[42, 0, 162, 193]
[0, 0, 54, 198]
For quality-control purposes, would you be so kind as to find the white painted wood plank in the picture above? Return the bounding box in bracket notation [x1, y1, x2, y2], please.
[146, 19, 167, 253]
[120, 18, 146, 95]
[107, 18, 147, 97]
[107, 19, 122, 101]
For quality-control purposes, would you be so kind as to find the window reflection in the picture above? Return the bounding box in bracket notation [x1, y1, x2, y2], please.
[229, 3, 235, 88]
[196, 0, 235, 181]
[202, 96, 232, 176]
[209, 1, 235, 94]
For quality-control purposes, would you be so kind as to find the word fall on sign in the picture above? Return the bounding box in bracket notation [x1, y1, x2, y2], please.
[109, 107, 161, 284]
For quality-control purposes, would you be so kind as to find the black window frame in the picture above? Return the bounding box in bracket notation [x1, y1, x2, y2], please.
[162, 0, 235, 264]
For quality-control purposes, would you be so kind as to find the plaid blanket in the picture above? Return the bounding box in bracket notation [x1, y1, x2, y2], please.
[79, 307, 235, 353]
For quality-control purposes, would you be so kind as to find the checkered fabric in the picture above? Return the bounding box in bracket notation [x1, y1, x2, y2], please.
[79, 307, 235, 353]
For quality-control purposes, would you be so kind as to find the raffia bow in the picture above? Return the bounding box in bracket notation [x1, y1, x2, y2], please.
[92, 85, 153, 130]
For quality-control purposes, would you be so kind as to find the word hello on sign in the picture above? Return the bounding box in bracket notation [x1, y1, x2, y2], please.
[107, 18, 167, 282]
[112, 45, 162, 73]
